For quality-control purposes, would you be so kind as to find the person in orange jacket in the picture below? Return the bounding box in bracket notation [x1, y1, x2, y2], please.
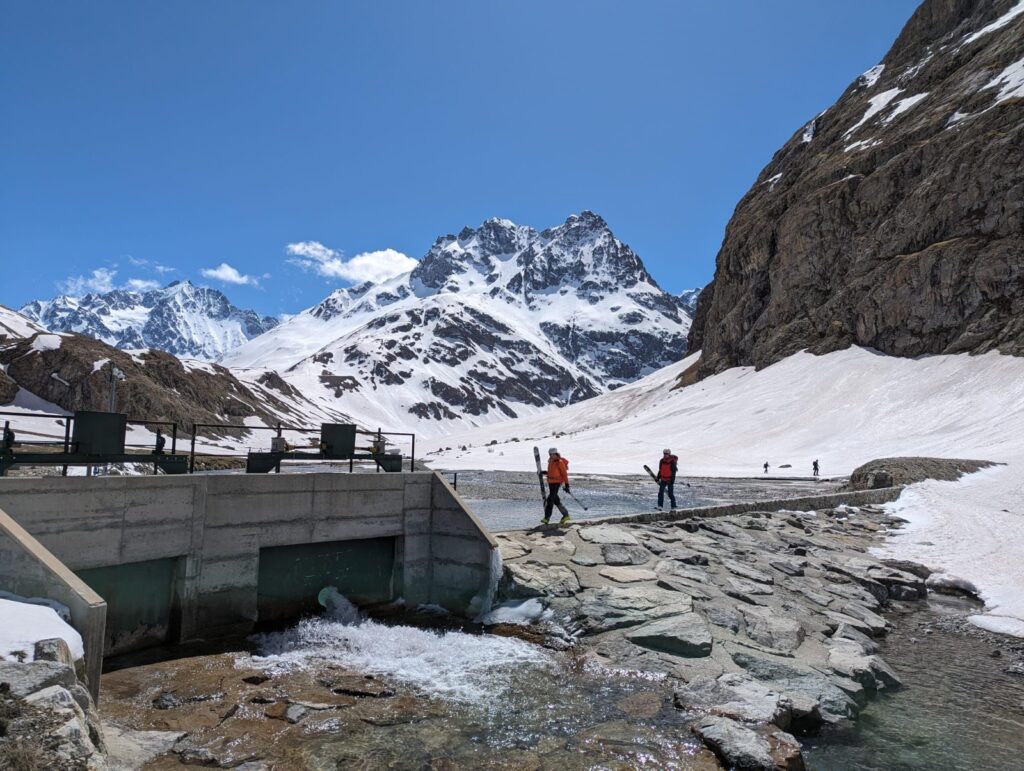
[657, 448, 678, 511]
[543, 447, 571, 525]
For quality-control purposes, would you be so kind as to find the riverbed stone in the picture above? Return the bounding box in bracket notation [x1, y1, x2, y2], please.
[825, 639, 901, 692]
[578, 586, 692, 632]
[694, 716, 805, 771]
[601, 543, 652, 566]
[0, 660, 77, 697]
[504, 560, 581, 597]
[731, 651, 858, 724]
[722, 559, 775, 585]
[625, 613, 713, 657]
[599, 566, 658, 583]
[700, 601, 744, 634]
[726, 577, 775, 604]
[494, 535, 531, 560]
[675, 672, 792, 727]
[739, 606, 805, 653]
[840, 602, 888, 636]
[578, 525, 639, 545]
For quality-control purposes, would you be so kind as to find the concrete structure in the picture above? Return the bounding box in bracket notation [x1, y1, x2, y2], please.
[587, 486, 904, 528]
[0, 472, 496, 667]
[0, 506, 107, 701]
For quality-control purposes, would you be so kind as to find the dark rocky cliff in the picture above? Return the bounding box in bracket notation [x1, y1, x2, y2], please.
[687, 0, 1024, 380]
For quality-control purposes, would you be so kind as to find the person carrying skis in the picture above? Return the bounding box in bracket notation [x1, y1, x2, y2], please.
[812, 459, 820, 477]
[543, 448, 571, 525]
[657, 448, 678, 510]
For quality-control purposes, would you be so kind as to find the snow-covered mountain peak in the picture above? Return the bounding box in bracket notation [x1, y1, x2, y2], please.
[225, 211, 692, 433]
[21, 282, 278, 361]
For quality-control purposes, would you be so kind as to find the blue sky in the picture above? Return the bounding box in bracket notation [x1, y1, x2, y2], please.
[1, 1, 919, 316]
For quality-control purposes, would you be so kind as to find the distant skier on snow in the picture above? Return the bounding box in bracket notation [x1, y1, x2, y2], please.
[764, 461, 769, 474]
[656, 449, 678, 511]
[543, 448, 571, 525]
[813, 459, 820, 477]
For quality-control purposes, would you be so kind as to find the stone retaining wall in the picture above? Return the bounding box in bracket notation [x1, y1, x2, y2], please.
[592, 486, 905, 527]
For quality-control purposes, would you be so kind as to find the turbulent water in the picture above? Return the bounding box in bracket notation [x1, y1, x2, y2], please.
[241, 588, 1024, 770]
[246, 593, 702, 768]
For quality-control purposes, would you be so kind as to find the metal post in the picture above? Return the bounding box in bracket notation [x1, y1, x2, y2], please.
[453, 472, 457, 490]
[171, 423, 177, 454]
[189, 431, 197, 474]
[275, 422, 282, 474]
[349, 457, 353, 473]
[410, 433, 415, 472]
[376, 428, 382, 473]
[62, 417, 71, 476]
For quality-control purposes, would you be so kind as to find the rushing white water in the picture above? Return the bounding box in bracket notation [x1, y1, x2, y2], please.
[251, 587, 552, 705]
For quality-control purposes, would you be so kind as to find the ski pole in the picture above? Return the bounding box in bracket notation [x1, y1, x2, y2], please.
[565, 488, 589, 511]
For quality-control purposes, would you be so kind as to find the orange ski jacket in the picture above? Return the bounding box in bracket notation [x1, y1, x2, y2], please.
[547, 456, 569, 485]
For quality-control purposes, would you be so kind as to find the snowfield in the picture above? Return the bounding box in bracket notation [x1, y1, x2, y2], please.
[430, 347, 1024, 637]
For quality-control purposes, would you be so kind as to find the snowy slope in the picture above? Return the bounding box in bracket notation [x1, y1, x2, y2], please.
[21, 281, 278, 361]
[226, 212, 692, 432]
[430, 347, 1024, 638]
[0, 304, 49, 340]
[428, 348, 1024, 476]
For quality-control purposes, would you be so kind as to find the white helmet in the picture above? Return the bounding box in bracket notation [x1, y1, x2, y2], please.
[663, 448, 671, 454]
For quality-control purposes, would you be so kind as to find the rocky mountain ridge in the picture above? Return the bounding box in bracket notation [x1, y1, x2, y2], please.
[227, 212, 693, 432]
[21, 281, 279, 362]
[687, 0, 1024, 380]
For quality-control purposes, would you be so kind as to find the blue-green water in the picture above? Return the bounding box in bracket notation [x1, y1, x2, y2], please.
[805, 596, 1024, 770]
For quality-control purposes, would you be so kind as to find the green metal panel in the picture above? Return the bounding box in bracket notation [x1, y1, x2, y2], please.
[76, 557, 179, 656]
[256, 537, 396, 625]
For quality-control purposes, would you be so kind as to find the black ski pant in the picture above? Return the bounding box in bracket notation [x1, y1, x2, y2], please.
[545, 483, 569, 520]
[658, 480, 676, 509]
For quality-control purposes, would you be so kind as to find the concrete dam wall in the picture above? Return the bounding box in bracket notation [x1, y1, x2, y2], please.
[0, 471, 497, 671]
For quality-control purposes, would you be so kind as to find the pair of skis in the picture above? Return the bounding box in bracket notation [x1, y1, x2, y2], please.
[644, 464, 691, 487]
[533, 446, 588, 514]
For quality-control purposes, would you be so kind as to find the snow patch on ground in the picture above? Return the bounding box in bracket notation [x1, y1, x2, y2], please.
[883, 92, 929, 123]
[844, 88, 903, 137]
[874, 462, 1024, 638]
[29, 334, 63, 353]
[982, 56, 1024, 104]
[962, 0, 1024, 45]
[0, 597, 84, 661]
[859, 63, 885, 87]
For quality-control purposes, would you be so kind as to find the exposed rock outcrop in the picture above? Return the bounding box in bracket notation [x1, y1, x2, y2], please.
[687, 0, 1024, 380]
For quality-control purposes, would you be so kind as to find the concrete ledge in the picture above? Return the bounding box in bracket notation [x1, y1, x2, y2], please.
[587, 486, 905, 527]
[0, 505, 106, 703]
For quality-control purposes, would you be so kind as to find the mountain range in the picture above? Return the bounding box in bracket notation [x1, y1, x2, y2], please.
[225, 211, 693, 431]
[20, 281, 279, 361]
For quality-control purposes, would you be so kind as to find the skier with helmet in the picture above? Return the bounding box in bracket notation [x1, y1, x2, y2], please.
[543, 447, 571, 525]
[656, 448, 678, 511]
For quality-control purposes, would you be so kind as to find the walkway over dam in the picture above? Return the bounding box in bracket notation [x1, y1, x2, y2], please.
[0, 471, 497, 700]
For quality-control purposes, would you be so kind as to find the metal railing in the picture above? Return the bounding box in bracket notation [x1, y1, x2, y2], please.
[1, 412, 416, 476]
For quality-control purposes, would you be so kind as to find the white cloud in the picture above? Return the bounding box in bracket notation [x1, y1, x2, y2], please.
[200, 262, 261, 286]
[125, 278, 160, 291]
[286, 241, 417, 284]
[153, 264, 176, 275]
[59, 268, 118, 296]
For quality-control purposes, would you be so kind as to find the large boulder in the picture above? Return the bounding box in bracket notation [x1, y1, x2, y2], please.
[693, 715, 805, 771]
[625, 613, 713, 657]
